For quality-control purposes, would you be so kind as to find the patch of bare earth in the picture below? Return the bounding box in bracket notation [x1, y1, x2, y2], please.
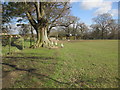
[2, 65, 26, 88]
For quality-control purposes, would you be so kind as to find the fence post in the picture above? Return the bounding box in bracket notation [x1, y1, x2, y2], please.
[22, 37, 24, 50]
[8, 35, 12, 54]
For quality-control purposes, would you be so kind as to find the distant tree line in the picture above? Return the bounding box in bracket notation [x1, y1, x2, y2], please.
[50, 13, 119, 40]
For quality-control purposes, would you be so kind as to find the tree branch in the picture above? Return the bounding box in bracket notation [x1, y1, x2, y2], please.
[26, 11, 37, 30]
[34, 2, 42, 23]
[48, 21, 73, 34]
[51, 2, 69, 24]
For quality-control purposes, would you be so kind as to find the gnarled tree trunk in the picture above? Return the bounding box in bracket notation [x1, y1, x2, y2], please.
[31, 26, 53, 48]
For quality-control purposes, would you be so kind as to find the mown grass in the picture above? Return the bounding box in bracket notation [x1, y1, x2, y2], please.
[2, 40, 118, 88]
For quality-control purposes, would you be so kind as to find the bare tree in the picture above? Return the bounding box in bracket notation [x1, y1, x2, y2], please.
[92, 13, 113, 39]
[77, 23, 88, 39]
[107, 19, 118, 39]
[90, 24, 101, 39]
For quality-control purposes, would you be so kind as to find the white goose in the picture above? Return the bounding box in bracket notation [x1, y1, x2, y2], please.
[61, 43, 64, 48]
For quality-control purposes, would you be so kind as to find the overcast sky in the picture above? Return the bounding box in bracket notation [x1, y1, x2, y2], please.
[70, 0, 118, 25]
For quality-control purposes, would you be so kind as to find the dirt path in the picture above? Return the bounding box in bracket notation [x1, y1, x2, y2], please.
[2, 70, 26, 88]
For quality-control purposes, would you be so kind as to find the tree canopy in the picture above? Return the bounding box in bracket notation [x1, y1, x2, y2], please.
[2, 1, 70, 48]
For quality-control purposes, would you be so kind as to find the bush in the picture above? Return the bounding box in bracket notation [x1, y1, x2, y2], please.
[2, 35, 22, 47]
[12, 38, 23, 50]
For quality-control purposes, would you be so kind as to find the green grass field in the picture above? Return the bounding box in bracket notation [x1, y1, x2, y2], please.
[2, 40, 118, 88]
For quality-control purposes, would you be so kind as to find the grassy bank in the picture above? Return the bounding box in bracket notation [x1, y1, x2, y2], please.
[2, 40, 118, 88]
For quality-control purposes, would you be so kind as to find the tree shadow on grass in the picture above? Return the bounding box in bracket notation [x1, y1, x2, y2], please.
[11, 43, 23, 50]
[4, 56, 55, 60]
[1, 62, 74, 87]
[2, 63, 36, 72]
[3, 56, 57, 65]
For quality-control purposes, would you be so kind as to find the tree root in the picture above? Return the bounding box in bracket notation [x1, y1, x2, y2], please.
[29, 40, 55, 49]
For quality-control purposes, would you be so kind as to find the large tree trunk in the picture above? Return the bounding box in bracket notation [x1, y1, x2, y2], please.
[31, 27, 53, 48]
[101, 28, 104, 39]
